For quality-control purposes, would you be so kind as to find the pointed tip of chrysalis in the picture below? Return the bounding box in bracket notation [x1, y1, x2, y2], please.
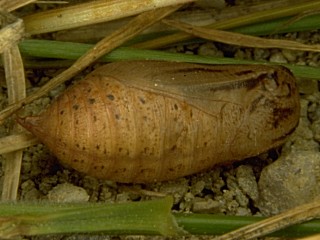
[16, 115, 43, 135]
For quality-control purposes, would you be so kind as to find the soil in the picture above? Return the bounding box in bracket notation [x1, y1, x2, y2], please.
[0, 1, 319, 240]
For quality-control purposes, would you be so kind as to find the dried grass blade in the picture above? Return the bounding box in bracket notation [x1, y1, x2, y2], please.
[55, 0, 305, 43]
[55, 9, 215, 43]
[0, 4, 182, 123]
[297, 233, 320, 240]
[2, 46, 26, 201]
[0, 12, 24, 53]
[24, 0, 194, 35]
[0, 133, 39, 154]
[132, 0, 320, 49]
[0, 12, 26, 201]
[215, 198, 320, 240]
[0, 0, 36, 11]
[163, 19, 320, 52]
[4, 47, 26, 103]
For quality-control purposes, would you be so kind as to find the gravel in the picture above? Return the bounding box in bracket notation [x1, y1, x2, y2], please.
[0, 1, 319, 239]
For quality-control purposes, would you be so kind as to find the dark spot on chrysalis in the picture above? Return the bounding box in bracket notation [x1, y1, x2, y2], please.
[100, 166, 105, 170]
[249, 95, 264, 113]
[171, 145, 177, 151]
[60, 110, 64, 115]
[93, 115, 97, 122]
[272, 107, 294, 128]
[115, 114, 120, 120]
[75, 120, 79, 125]
[144, 147, 149, 153]
[87, 88, 92, 93]
[234, 70, 253, 76]
[174, 104, 178, 110]
[82, 146, 86, 151]
[88, 98, 96, 104]
[72, 104, 79, 110]
[96, 145, 100, 150]
[73, 159, 78, 163]
[107, 94, 115, 101]
[76, 143, 80, 148]
[139, 96, 146, 104]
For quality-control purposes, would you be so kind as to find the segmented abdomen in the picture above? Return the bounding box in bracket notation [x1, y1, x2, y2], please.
[22, 75, 238, 182]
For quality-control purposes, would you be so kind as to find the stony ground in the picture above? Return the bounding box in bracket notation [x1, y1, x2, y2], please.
[0, 1, 319, 240]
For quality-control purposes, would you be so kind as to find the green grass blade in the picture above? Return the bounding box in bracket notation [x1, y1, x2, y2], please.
[174, 213, 320, 238]
[0, 196, 182, 238]
[129, 13, 320, 46]
[0, 199, 318, 238]
[19, 39, 320, 79]
[131, 0, 320, 49]
[209, 0, 320, 30]
[232, 14, 320, 36]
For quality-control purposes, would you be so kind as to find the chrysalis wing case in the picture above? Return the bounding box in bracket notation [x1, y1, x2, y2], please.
[18, 61, 300, 183]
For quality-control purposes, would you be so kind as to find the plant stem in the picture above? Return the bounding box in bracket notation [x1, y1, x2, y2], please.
[0, 196, 182, 238]
[19, 39, 320, 80]
[0, 198, 318, 238]
[174, 213, 320, 238]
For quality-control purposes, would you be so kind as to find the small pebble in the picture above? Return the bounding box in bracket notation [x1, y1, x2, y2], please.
[197, 42, 224, 57]
[159, 178, 188, 204]
[236, 165, 259, 201]
[21, 180, 42, 200]
[192, 197, 222, 213]
[190, 180, 205, 196]
[281, 49, 297, 62]
[257, 151, 320, 215]
[48, 183, 89, 202]
[269, 51, 288, 63]
[311, 120, 320, 142]
[253, 48, 270, 60]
